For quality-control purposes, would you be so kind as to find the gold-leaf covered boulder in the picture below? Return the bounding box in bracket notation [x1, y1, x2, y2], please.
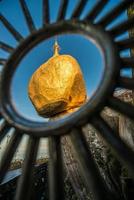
[28, 41, 87, 117]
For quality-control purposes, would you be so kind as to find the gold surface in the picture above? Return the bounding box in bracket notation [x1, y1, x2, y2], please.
[28, 41, 87, 117]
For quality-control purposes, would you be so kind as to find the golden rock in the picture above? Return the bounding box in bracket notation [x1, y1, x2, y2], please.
[28, 41, 87, 117]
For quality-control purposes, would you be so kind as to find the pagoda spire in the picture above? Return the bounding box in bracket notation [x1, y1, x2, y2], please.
[53, 37, 60, 56]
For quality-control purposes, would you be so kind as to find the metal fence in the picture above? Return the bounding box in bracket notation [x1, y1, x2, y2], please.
[0, 0, 134, 200]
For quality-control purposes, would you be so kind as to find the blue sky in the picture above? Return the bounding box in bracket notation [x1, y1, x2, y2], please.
[0, 0, 130, 122]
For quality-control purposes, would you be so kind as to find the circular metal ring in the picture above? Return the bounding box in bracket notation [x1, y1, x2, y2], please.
[0, 20, 120, 137]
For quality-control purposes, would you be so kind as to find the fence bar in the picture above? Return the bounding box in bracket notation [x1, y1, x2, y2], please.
[43, 0, 50, 25]
[85, 0, 108, 22]
[19, 0, 36, 32]
[48, 136, 64, 200]
[70, 128, 113, 200]
[0, 14, 23, 41]
[15, 136, 39, 200]
[71, 0, 88, 19]
[98, 0, 132, 27]
[91, 115, 134, 178]
[108, 96, 134, 120]
[57, 0, 69, 21]
[0, 130, 22, 183]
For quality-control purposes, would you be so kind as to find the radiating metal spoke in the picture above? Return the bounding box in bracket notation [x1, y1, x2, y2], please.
[121, 57, 134, 68]
[43, 0, 50, 25]
[118, 77, 134, 90]
[0, 14, 23, 42]
[70, 128, 113, 200]
[109, 16, 134, 38]
[97, 0, 132, 27]
[85, 0, 108, 22]
[48, 136, 64, 200]
[91, 115, 134, 178]
[108, 96, 134, 120]
[0, 123, 11, 142]
[0, 118, 6, 131]
[0, 41, 14, 53]
[0, 129, 22, 183]
[0, 1, 134, 199]
[15, 136, 39, 200]
[0, 58, 6, 65]
[117, 38, 134, 51]
[57, 0, 69, 21]
[19, 0, 36, 32]
[71, 0, 88, 19]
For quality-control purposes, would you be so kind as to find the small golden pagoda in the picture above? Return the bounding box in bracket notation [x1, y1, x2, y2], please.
[28, 40, 87, 117]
